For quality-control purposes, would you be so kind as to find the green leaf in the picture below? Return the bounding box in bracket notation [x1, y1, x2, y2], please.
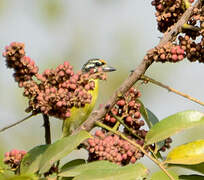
[136, 100, 160, 128]
[145, 108, 165, 152]
[59, 160, 119, 177]
[39, 130, 91, 174]
[145, 110, 204, 145]
[59, 161, 148, 180]
[0, 168, 13, 179]
[136, 100, 164, 157]
[4, 174, 38, 180]
[169, 163, 204, 174]
[136, 99, 150, 127]
[166, 140, 204, 165]
[73, 163, 148, 180]
[179, 174, 204, 180]
[151, 170, 178, 180]
[60, 159, 86, 172]
[0, 142, 8, 169]
[20, 144, 49, 174]
[146, 108, 160, 127]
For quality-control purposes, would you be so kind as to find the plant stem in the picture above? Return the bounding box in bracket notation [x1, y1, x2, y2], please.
[112, 113, 160, 159]
[0, 113, 36, 133]
[112, 121, 120, 131]
[95, 121, 175, 180]
[141, 75, 204, 107]
[43, 114, 51, 144]
[111, 113, 142, 140]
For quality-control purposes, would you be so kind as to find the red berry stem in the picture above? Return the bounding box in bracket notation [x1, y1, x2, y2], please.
[0, 113, 36, 133]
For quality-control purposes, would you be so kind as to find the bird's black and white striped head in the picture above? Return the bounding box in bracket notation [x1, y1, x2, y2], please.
[82, 58, 116, 73]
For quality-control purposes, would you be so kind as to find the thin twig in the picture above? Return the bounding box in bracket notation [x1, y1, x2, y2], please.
[95, 121, 175, 180]
[111, 113, 142, 140]
[141, 75, 204, 107]
[72, 0, 201, 135]
[112, 113, 162, 161]
[0, 113, 35, 133]
[112, 121, 120, 131]
[43, 114, 51, 144]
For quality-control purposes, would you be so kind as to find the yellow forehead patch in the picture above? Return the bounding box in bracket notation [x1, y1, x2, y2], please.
[99, 59, 107, 64]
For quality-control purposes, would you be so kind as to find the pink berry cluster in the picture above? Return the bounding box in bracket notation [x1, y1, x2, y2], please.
[87, 130, 144, 165]
[104, 87, 143, 129]
[178, 35, 204, 62]
[176, 6, 204, 62]
[151, 0, 189, 33]
[86, 87, 172, 165]
[2, 42, 38, 82]
[150, 1, 204, 64]
[151, 42, 185, 62]
[4, 149, 27, 170]
[24, 66, 105, 119]
[2, 42, 106, 120]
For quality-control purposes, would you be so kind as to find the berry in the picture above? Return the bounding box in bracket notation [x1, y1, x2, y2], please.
[4, 149, 27, 170]
[87, 131, 144, 165]
[151, 0, 186, 33]
[2, 42, 108, 120]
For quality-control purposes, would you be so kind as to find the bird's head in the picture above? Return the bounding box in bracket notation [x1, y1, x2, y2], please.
[82, 58, 116, 73]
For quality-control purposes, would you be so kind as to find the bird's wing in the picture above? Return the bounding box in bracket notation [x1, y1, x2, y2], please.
[62, 79, 99, 137]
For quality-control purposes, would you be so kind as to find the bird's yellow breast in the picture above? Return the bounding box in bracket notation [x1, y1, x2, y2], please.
[62, 79, 99, 136]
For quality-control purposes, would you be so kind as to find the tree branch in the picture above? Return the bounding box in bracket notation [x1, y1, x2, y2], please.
[0, 113, 36, 133]
[43, 114, 51, 144]
[72, 0, 201, 135]
[141, 75, 204, 107]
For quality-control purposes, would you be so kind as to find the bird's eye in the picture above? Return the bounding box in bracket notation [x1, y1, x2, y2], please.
[95, 62, 102, 66]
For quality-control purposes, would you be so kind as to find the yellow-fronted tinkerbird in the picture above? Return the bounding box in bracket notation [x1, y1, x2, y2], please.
[62, 58, 116, 137]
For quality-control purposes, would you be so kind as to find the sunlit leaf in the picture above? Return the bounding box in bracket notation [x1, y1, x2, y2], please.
[145, 110, 204, 145]
[166, 140, 204, 165]
[20, 144, 49, 174]
[150, 170, 178, 180]
[39, 130, 91, 174]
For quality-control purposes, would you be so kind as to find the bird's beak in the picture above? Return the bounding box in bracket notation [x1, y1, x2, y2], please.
[102, 65, 116, 72]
